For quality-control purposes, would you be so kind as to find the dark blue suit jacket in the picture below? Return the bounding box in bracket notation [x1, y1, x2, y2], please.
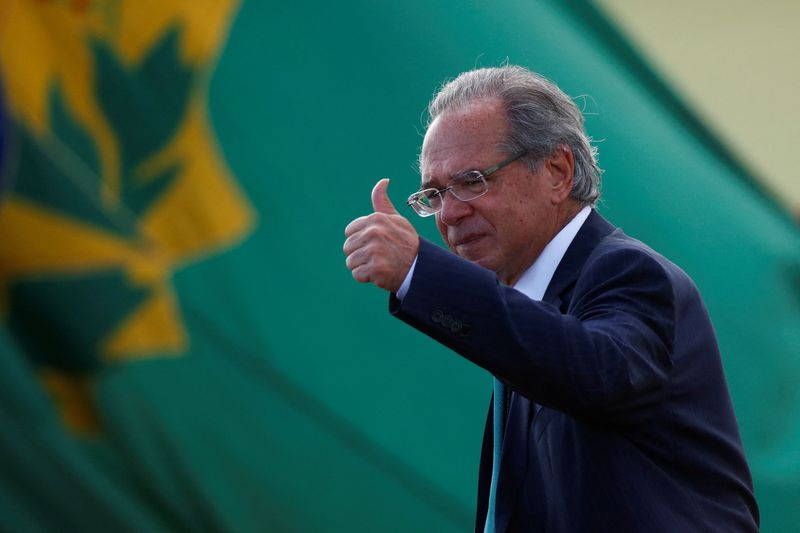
[390, 210, 758, 532]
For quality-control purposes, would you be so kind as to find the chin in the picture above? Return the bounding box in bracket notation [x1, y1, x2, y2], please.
[453, 242, 491, 265]
[468, 255, 497, 272]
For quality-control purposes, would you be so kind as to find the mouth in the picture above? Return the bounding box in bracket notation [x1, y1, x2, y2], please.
[452, 234, 487, 250]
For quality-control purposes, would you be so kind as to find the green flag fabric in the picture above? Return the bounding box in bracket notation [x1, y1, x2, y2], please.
[1, 1, 798, 531]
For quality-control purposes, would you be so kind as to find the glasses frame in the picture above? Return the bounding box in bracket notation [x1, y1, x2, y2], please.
[406, 150, 528, 217]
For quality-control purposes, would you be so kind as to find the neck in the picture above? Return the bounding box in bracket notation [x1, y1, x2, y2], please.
[501, 201, 584, 286]
[558, 201, 584, 230]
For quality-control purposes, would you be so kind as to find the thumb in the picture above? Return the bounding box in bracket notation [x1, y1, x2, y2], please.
[371, 178, 399, 215]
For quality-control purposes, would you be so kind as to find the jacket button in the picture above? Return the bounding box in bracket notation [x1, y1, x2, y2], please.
[431, 310, 444, 323]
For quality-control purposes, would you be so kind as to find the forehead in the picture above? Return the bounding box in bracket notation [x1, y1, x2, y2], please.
[420, 99, 508, 186]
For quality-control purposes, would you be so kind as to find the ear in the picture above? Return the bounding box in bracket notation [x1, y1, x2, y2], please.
[544, 145, 574, 205]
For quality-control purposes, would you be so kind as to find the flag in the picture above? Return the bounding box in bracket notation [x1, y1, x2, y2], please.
[1, 1, 798, 531]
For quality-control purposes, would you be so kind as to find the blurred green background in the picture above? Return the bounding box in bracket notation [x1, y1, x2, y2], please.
[1, 0, 798, 531]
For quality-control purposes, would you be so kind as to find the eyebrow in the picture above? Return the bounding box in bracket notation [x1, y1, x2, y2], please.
[420, 178, 438, 190]
[420, 169, 474, 191]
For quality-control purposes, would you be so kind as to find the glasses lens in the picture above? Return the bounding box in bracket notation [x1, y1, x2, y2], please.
[450, 171, 487, 201]
[408, 189, 441, 217]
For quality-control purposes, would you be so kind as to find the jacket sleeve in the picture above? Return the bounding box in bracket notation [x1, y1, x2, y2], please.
[390, 238, 676, 424]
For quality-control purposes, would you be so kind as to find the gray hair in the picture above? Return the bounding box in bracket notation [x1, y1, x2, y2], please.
[426, 65, 602, 205]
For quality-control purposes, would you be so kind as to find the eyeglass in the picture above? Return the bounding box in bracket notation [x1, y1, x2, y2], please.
[406, 150, 527, 217]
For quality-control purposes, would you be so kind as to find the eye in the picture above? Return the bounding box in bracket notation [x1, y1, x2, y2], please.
[457, 171, 486, 193]
[416, 188, 442, 208]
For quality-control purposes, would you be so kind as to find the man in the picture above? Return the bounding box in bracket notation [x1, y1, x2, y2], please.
[343, 66, 758, 532]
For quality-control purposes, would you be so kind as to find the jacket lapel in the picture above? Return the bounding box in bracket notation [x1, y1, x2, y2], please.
[542, 210, 616, 308]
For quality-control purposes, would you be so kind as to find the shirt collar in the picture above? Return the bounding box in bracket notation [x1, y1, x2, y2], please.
[512, 206, 592, 301]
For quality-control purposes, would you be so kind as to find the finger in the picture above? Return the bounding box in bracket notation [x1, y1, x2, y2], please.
[343, 234, 358, 256]
[344, 215, 369, 237]
[345, 248, 366, 271]
[371, 178, 399, 215]
[343, 235, 364, 262]
[343, 226, 372, 256]
[350, 263, 372, 283]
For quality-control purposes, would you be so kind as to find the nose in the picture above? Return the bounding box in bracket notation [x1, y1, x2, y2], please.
[437, 191, 472, 226]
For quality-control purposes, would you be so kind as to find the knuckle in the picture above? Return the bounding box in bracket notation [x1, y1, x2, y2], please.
[344, 220, 359, 236]
[343, 235, 359, 254]
[354, 265, 371, 283]
[363, 225, 383, 240]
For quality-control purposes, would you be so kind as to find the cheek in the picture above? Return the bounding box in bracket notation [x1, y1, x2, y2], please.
[435, 218, 451, 247]
[507, 191, 543, 228]
[494, 202, 536, 249]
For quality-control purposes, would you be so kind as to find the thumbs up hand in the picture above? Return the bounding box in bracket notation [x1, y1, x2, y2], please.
[344, 178, 419, 293]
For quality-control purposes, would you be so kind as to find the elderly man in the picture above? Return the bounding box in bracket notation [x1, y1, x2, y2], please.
[343, 66, 758, 532]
